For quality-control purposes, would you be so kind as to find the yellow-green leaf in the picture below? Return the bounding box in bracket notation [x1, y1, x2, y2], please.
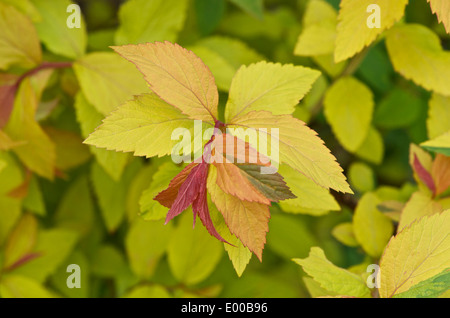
[115, 0, 188, 45]
[139, 161, 184, 221]
[348, 162, 375, 193]
[225, 61, 321, 122]
[386, 24, 450, 96]
[278, 164, 340, 215]
[126, 218, 173, 280]
[293, 247, 371, 298]
[31, 0, 86, 59]
[209, 196, 252, 277]
[229, 111, 352, 193]
[84, 94, 209, 159]
[332, 222, 359, 247]
[324, 76, 374, 152]
[353, 192, 394, 258]
[427, 93, 450, 140]
[427, 0, 450, 33]
[74, 92, 129, 181]
[379, 211, 450, 298]
[167, 212, 222, 285]
[0, 275, 55, 298]
[4, 76, 55, 179]
[398, 191, 443, 231]
[11, 228, 79, 283]
[355, 126, 384, 165]
[112, 42, 219, 123]
[421, 131, 450, 156]
[335, 0, 408, 62]
[0, 2, 41, 69]
[3, 213, 37, 269]
[189, 36, 265, 91]
[294, 0, 337, 57]
[73, 52, 149, 116]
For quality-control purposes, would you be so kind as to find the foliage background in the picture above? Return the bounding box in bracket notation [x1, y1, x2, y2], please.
[0, 0, 449, 298]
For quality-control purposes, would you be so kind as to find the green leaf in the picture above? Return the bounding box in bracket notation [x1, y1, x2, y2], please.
[91, 245, 128, 278]
[353, 192, 393, 258]
[11, 228, 79, 282]
[126, 219, 173, 280]
[225, 61, 321, 122]
[335, 0, 408, 62]
[228, 0, 264, 20]
[0, 1, 41, 69]
[427, 93, 450, 139]
[354, 126, 384, 165]
[115, 0, 188, 45]
[393, 269, 450, 298]
[73, 52, 149, 116]
[332, 222, 359, 247]
[44, 126, 91, 171]
[167, 212, 222, 285]
[91, 160, 141, 233]
[0, 195, 21, 246]
[278, 164, 340, 215]
[126, 163, 158, 222]
[50, 251, 89, 298]
[54, 175, 95, 237]
[379, 211, 450, 297]
[194, 0, 225, 36]
[140, 162, 185, 221]
[324, 76, 374, 152]
[23, 175, 46, 216]
[386, 24, 450, 96]
[421, 131, 450, 156]
[74, 92, 130, 181]
[30, 0, 86, 59]
[294, 0, 337, 57]
[0, 152, 23, 195]
[267, 213, 318, 259]
[189, 36, 265, 91]
[374, 88, 423, 129]
[122, 285, 171, 298]
[293, 247, 371, 298]
[348, 162, 375, 193]
[0, 275, 55, 298]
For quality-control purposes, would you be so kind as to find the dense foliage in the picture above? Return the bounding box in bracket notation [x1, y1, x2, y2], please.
[0, 0, 449, 298]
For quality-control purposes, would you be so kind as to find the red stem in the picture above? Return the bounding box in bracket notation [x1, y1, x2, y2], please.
[15, 61, 73, 87]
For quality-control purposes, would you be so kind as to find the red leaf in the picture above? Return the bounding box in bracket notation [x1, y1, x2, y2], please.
[0, 84, 18, 128]
[154, 162, 198, 208]
[191, 163, 229, 243]
[413, 154, 436, 194]
[161, 159, 229, 244]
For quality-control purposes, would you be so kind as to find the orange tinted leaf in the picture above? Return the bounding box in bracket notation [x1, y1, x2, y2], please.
[207, 165, 270, 261]
[214, 161, 270, 204]
[111, 41, 219, 122]
[431, 154, 450, 196]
